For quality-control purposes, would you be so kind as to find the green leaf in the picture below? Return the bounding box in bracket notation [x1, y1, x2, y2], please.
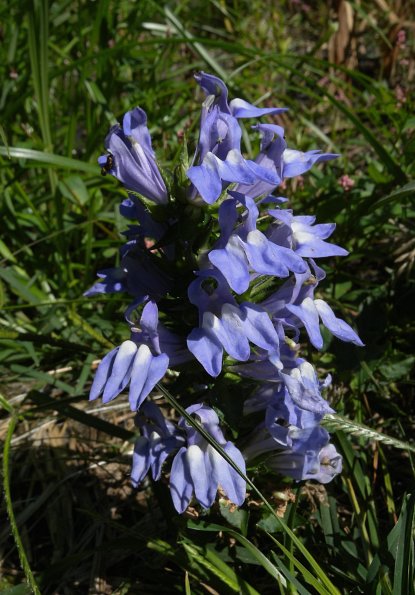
[0, 146, 99, 175]
[219, 498, 249, 536]
[188, 520, 287, 587]
[372, 181, 415, 211]
[392, 493, 415, 595]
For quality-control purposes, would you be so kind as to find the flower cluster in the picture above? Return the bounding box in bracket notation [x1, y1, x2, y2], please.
[87, 72, 363, 513]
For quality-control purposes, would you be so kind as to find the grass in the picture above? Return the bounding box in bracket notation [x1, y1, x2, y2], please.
[0, 0, 414, 593]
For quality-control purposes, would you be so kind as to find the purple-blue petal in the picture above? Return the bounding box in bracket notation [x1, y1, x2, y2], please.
[287, 298, 323, 350]
[187, 327, 223, 377]
[102, 341, 137, 403]
[170, 447, 194, 513]
[209, 236, 250, 294]
[230, 98, 288, 119]
[131, 436, 151, 486]
[314, 300, 364, 346]
[187, 444, 217, 509]
[89, 347, 119, 401]
[212, 442, 246, 505]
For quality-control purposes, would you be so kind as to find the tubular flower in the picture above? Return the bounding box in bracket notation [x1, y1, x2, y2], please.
[99, 107, 168, 204]
[170, 405, 246, 513]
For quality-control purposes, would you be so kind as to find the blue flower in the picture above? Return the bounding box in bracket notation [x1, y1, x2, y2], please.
[88, 301, 192, 410]
[280, 361, 334, 415]
[170, 404, 246, 513]
[187, 301, 282, 377]
[235, 123, 338, 199]
[267, 208, 348, 258]
[99, 107, 168, 204]
[266, 443, 343, 483]
[208, 192, 307, 294]
[187, 74, 287, 204]
[194, 72, 288, 119]
[131, 401, 185, 486]
[187, 268, 282, 376]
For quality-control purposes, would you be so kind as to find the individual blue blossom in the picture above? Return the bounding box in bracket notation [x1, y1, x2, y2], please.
[266, 443, 343, 484]
[99, 107, 168, 204]
[260, 261, 363, 350]
[187, 301, 282, 376]
[131, 401, 185, 486]
[267, 208, 348, 258]
[170, 404, 246, 513]
[194, 72, 288, 119]
[208, 192, 307, 294]
[187, 268, 282, 376]
[85, 193, 173, 302]
[89, 301, 192, 410]
[187, 124, 280, 205]
[279, 361, 334, 415]
[235, 123, 338, 199]
[244, 421, 330, 465]
[89, 340, 168, 410]
[85, 231, 173, 303]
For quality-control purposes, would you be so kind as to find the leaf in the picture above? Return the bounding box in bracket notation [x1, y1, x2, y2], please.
[0, 146, 99, 175]
[372, 182, 415, 211]
[219, 498, 249, 536]
[392, 493, 415, 595]
[26, 390, 134, 441]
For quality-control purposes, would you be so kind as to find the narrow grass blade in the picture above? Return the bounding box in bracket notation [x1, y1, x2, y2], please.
[163, 7, 229, 81]
[393, 493, 415, 595]
[181, 541, 260, 593]
[187, 520, 287, 587]
[264, 531, 333, 595]
[0, 146, 99, 174]
[2, 414, 41, 594]
[26, 390, 134, 441]
[371, 181, 415, 211]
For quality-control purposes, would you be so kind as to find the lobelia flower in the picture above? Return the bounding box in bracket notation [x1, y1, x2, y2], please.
[235, 123, 338, 200]
[131, 401, 185, 486]
[186, 269, 282, 376]
[266, 443, 343, 484]
[260, 260, 364, 350]
[89, 301, 190, 411]
[99, 107, 168, 204]
[242, 381, 342, 483]
[170, 404, 246, 513]
[187, 74, 287, 204]
[85, 196, 173, 302]
[207, 191, 307, 294]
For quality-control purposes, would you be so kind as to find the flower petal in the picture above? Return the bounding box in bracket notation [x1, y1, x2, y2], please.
[187, 444, 217, 509]
[230, 98, 288, 119]
[211, 442, 246, 505]
[209, 235, 250, 294]
[102, 340, 137, 403]
[170, 447, 194, 513]
[129, 346, 169, 410]
[187, 327, 223, 377]
[89, 346, 118, 401]
[314, 299, 364, 346]
[287, 297, 323, 350]
[131, 436, 151, 486]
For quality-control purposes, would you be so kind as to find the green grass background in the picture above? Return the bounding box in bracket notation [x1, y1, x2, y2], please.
[0, 1, 414, 593]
